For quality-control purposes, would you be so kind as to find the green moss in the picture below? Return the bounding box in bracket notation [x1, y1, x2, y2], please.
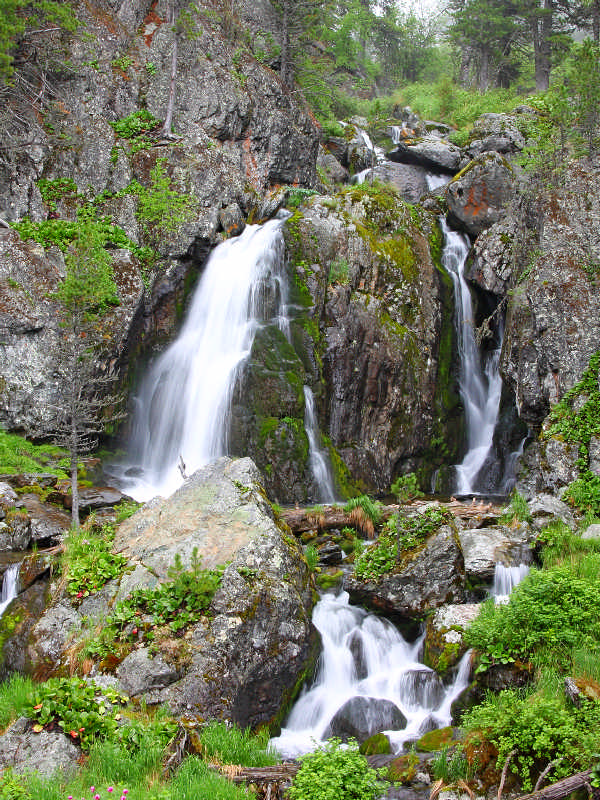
[359, 733, 392, 755]
[416, 726, 455, 752]
[316, 569, 344, 590]
[386, 752, 419, 784]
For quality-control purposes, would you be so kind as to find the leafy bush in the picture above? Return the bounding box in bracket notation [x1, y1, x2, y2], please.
[63, 525, 131, 600]
[84, 551, 224, 660]
[27, 677, 128, 750]
[199, 720, 279, 767]
[110, 109, 159, 139]
[0, 769, 30, 800]
[328, 257, 349, 285]
[462, 685, 600, 790]
[288, 739, 388, 800]
[286, 187, 319, 209]
[465, 563, 600, 671]
[390, 472, 423, 504]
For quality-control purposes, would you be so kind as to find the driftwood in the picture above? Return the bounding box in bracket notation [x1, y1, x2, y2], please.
[280, 498, 502, 536]
[514, 769, 597, 800]
[224, 763, 300, 784]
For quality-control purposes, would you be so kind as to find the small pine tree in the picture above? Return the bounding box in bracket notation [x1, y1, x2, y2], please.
[52, 211, 123, 528]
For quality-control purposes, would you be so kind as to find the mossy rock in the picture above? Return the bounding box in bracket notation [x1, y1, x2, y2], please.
[416, 726, 455, 752]
[316, 568, 344, 590]
[387, 752, 419, 784]
[359, 732, 392, 755]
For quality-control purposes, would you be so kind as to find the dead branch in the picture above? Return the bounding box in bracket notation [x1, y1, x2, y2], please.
[514, 769, 596, 800]
[498, 748, 517, 800]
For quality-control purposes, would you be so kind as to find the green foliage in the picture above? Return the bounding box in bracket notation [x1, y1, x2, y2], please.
[286, 187, 319, 210]
[37, 177, 80, 211]
[199, 720, 279, 767]
[0, 768, 30, 800]
[288, 738, 388, 800]
[462, 683, 600, 790]
[0, 430, 68, 477]
[0, 0, 78, 83]
[392, 81, 519, 132]
[84, 551, 224, 660]
[430, 745, 472, 783]
[498, 490, 532, 524]
[343, 495, 382, 526]
[465, 562, 600, 672]
[54, 209, 119, 316]
[110, 109, 159, 139]
[0, 673, 37, 730]
[114, 500, 141, 523]
[170, 756, 250, 800]
[544, 352, 600, 514]
[390, 472, 424, 504]
[132, 158, 196, 246]
[328, 257, 349, 285]
[354, 506, 450, 581]
[304, 543, 319, 572]
[27, 677, 129, 750]
[62, 525, 130, 599]
[111, 53, 134, 73]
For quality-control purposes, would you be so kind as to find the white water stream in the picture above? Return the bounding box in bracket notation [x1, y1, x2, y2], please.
[491, 563, 530, 605]
[303, 386, 337, 503]
[113, 218, 290, 501]
[271, 591, 472, 759]
[0, 563, 20, 618]
[440, 218, 503, 495]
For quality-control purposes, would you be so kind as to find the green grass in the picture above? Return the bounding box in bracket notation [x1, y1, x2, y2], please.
[199, 720, 279, 767]
[0, 430, 68, 477]
[0, 673, 37, 730]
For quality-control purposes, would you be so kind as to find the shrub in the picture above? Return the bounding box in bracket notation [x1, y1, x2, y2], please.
[465, 563, 600, 671]
[62, 524, 131, 600]
[288, 739, 388, 800]
[0, 673, 37, 730]
[390, 472, 423, 504]
[498, 490, 532, 524]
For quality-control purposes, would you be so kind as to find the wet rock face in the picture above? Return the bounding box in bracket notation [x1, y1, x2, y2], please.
[279, 192, 461, 495]
[446, 153, 517, 237]
[0, 0, 319, 437]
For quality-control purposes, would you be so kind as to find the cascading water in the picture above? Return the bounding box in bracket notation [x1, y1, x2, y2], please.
[0, 563, 20, 618]
[113, 218, 289, 501]
[303, 386, 337, 503]
[271, 592, 471, 758]
[491, 563, 530, 605]
[440, 218, 503, 495]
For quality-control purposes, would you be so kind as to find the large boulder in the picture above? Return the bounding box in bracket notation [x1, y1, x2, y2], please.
[388, 137, 462, 173]
[446, 152, 517, 237]
[346, 524, 465, 621]
[326, 696, 407, 743]
[458, 524, 533, 583]
[111, 457, 318, 729]
[464, 112, 527, 160]
[0, 716, 80, 778]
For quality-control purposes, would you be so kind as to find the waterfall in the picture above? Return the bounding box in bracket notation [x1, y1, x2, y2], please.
[271, 591, 471, 759]
[440, 218, 503, 495]
[113, 218, 289, 501]
[491, 563, 530, 605]
[303, 386, 337, 503]
[0, 563, 20, 618]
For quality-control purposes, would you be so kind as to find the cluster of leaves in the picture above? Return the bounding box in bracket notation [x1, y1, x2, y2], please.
[462, 681, 600, 791]
[544, 352, 600, 514]
[354, 506, 450, 581]
[288, 738, 388, 800]
[37, 177, 80, 210]
[286, 187, 319, 210]
[466, 558, 600, 672]
[0, 768, 29, 800]
[109, 109, 160, 155]
[84, 551, 224, 660]
[62, 524, 131, 600]
[328, 257, 349, 285]
[390, 472, 424, 504]
[26, 677, 129, 751]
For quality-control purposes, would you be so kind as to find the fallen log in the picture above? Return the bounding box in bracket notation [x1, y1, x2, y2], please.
[513, 769, 597, 800]
[280, 499, 502, 536]
[223, 763, 300, 784]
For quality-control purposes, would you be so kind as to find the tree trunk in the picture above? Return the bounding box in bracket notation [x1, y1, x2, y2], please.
[532, 0, 553, 91]
[478, 46, 490, 91]
[70, 424, 79, 529]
